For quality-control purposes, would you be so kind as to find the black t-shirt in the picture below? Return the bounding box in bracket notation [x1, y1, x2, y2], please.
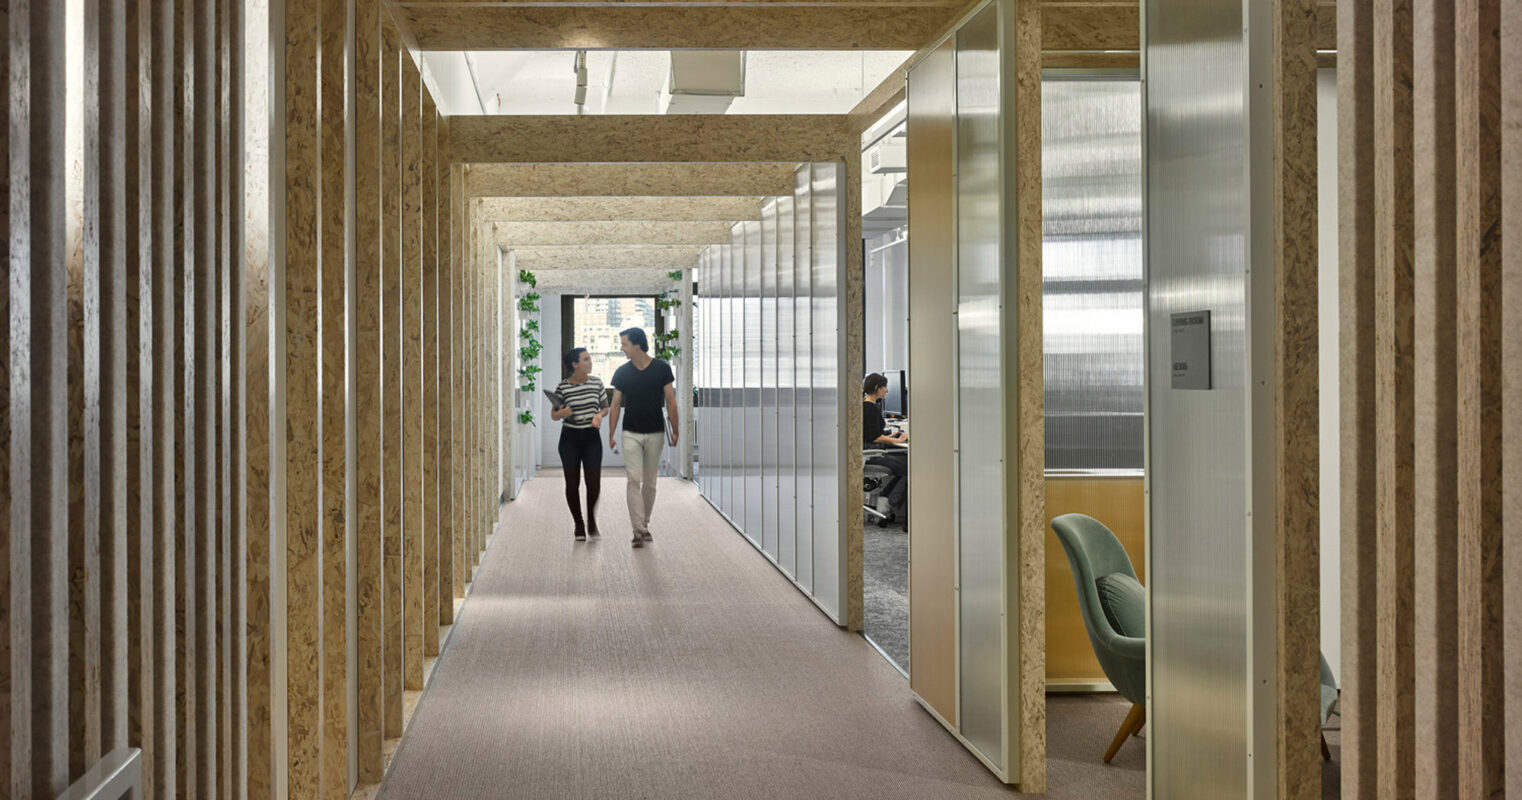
[611, 358, 675, 434]
[863, 400, 886, 447]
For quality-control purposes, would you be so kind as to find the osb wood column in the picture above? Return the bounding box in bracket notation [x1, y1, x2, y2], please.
[1412, 0, 1460, 793]
[317, 0, 350, 794]
[422, 96, 441, 658]
[354, 0, 386, 781]
[380, 15, 405, 740]
[245, 0, 275, 794]
[438, 121, 457, 623]
[401, 54, 425, 692]
[450, 163, 468, 601]
[1342, 0, 1512, 797]
[1011, 0, 1045, 790]
[281, 0, 323, 794]
[1503, 0, 1522, 794]
[5, 1, 72, 795]
[1452, 0, 1505, 795]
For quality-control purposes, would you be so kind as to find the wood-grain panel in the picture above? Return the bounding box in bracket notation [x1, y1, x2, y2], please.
[1043, 477, 1144, 684]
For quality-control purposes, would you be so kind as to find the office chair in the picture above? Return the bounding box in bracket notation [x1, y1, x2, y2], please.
[863, 449, 896, 526]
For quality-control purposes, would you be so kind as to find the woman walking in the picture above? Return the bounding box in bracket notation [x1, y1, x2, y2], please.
[551, 347, 609, 541]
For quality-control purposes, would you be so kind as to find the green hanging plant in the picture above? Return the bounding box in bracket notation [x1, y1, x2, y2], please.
[518, 269, 538, 289]
[523, 319, 539, 334]
[518, 409, 535, 426]
[517, 292, 541, 314]
[654, 330, 681, 361]
[666, 269, 685, 282]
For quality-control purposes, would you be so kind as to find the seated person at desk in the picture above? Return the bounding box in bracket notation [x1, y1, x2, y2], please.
[863, 373, 908, 513]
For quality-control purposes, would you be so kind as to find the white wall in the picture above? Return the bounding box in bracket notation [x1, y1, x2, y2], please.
[1317, 68, 1341, 678]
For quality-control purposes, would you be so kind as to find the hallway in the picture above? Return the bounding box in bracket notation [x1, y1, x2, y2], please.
[376, 475, 1010, 800]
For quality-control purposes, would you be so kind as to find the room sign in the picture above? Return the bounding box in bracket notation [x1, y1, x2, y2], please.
[1170, 310, 1212, 390]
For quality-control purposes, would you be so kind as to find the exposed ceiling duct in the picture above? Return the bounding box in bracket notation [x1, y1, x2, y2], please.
[572, 50, 589, 113]
[661, 50, 745, 114]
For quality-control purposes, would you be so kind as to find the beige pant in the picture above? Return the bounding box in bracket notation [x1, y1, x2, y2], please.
[622, 431, 664, 534]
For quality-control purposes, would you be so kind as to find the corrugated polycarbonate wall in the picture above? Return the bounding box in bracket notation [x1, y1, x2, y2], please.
[694, 163, 845, 621]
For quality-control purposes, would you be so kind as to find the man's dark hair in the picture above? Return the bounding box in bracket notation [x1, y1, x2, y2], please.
[620, 327, 649, 353]
[562, 347, 588, 375]
[863, 373, 888, 395]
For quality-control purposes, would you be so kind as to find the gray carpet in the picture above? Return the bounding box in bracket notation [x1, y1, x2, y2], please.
[375, 473, 1339, 799]
[863, 523, 909, 672]
[378, 475, 1013, 800]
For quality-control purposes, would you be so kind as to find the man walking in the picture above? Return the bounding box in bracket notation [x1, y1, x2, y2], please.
[606, 327, 678, 548]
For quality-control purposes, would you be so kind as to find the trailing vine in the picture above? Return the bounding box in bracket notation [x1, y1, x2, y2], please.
[654, 271, 685, 361]
[517, 270, 542, 393]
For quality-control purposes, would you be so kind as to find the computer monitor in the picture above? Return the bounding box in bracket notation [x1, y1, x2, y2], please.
[881, 369, 907, 418]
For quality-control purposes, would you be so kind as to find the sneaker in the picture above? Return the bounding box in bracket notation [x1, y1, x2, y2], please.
[574, 528, 587, 542]
[631, 535, 644, 548]
[640, 529, 653, 543]
[587, 524, 600, 538]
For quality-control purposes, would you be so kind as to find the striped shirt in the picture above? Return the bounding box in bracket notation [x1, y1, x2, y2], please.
[555, 376, 607, 429]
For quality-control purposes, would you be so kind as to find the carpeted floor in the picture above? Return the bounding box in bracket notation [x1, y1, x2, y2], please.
[863, 522, 909, 672]
[375, 473, 1340, 799]
[377, 475, 1014, 800]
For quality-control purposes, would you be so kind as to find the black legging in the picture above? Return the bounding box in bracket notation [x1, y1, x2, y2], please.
[559, 426, 603, 533]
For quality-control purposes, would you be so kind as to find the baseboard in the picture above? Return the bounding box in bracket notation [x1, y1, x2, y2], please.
[1045, 680, 1116, 694]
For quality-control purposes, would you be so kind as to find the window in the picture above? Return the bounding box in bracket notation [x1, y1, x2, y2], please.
[564, 295, 664, 387]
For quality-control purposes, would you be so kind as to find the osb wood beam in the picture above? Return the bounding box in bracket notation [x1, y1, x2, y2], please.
[476, 196, 766, 222]
[451, 116, 854, 165]
[395, 4, 961, 50]
[492, 221, 737, 246]
[507, 244, 708, 271]
[462, 163, 797, 199]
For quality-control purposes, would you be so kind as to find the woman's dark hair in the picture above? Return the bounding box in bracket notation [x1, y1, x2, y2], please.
[619, 326, 649, 352]
[863, 373, 888, 395]
[562, 347, 588, 375]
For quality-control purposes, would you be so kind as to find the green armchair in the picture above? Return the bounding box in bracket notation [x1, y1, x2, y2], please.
[1050, 513, 1147, 763]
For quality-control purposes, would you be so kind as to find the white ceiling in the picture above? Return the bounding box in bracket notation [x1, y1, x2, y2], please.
[424, 50, 911, 116]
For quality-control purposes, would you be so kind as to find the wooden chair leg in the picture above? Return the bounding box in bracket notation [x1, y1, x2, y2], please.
[1131, 707, 1146, 737]
[1104, 703, 1145, 763]
[1321, 733, 1331, 761]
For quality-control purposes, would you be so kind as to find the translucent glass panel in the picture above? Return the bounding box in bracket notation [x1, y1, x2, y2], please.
[954, 3, 1005, 767]
[794, 167, 816, 591]
[810, 162, 841, 620]
[689, 163, 841, 616]
[775, 196, 797, 577]
[1041, 77, 1144, 470]
[759, 203, 780, 560]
